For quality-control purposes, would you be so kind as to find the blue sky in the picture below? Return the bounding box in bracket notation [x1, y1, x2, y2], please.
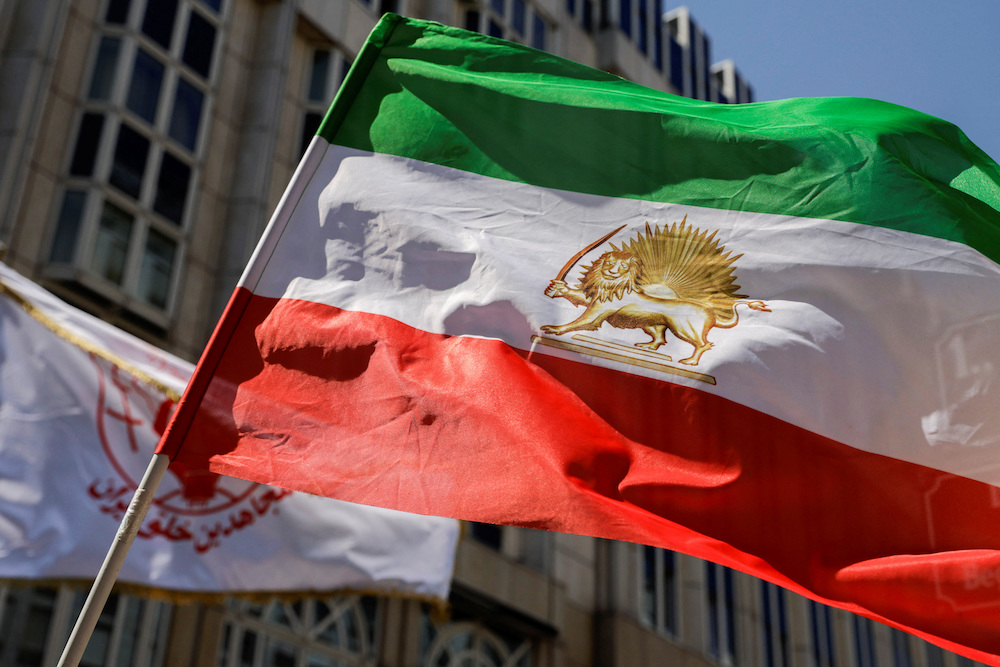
[681, 0, 1000, 163]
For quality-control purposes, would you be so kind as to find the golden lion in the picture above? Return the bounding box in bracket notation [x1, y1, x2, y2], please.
[541, 223, 768, 366]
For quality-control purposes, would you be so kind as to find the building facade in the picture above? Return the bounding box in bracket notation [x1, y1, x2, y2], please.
[0, 1, 978, 666]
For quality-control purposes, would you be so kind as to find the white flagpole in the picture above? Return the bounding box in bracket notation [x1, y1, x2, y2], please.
[56, 453, 171, 667]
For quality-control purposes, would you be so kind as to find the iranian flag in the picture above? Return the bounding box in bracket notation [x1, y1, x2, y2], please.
[158, 14, 1000, 661]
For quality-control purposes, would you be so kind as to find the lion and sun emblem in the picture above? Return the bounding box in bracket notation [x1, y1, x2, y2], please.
[533, 217, 769, 384]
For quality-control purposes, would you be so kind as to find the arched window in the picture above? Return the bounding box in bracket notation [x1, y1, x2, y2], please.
[219, 596, 380, 667]
[422, 620, 531, 667]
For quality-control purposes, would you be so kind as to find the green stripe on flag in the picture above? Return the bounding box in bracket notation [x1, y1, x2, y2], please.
[321, 15, 1000, 264]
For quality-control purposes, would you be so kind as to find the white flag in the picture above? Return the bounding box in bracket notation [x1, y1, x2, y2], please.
[0, 262, 458, 600]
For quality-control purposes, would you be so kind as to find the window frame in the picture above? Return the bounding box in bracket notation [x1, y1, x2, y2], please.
[639, 545, 677, 637]
[706, 561, 738, 666]
[0, 585, 171, 667]
[463, 0, 552, 52]
[47, 0, 224, 326]
[218, 596, 382, 667]
[761, 581, 790, 667]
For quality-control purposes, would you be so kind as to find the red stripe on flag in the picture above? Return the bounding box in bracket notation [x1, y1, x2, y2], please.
[172, 291, 1000, 661]
[156, 286, 252, 458]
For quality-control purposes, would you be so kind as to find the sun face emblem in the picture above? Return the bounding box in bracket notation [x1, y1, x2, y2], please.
[535, 217, 769, 382]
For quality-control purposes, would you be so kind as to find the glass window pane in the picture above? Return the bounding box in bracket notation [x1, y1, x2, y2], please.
[653, 20, 663, 70]
[483, 639, 504, 664]
[114, 598, 142, 667]
[50, 190, 87, 263]
[239, 630, 257, 667]
[93, 202, 134, 286]
[105, 0, 131, 24]
[490, 0, 504, 16]
[70, 113, 105, 177]
[147, 604, 172, 667]
[662, 550, 677, 634]
[89, 36, 122, 100]
[340, 57, 352, 85]
[619, 0, 632, 37]
[80, 596, 117, 667]
[141, 0, 178, 50]
[464, 10, 480, 32]
[488, 20, 503, 38]
[532, 14, 546, 50]
[307, 653, 338, 667]
[266, 639, 297, 667]
[8, 589, 56, 667]
[168, 77, 204, 151]
[126, 49, 165, 124]
[153, 151, 191, 225]
[924, 644, 944, 667]
[637, 0, 648, 53]
[300, 111, 323, 157]
[137, 228, 176, 308]
[197, 0, 221, 12]
[267, 603, 296, 628]
[641, 546, 657, 625]
[309, 50, 331, 103]
[182, 11, 216, 78]
[512, 0, 526, 36]
[109, 124, 150, 199]
[470, 522, 502, 550]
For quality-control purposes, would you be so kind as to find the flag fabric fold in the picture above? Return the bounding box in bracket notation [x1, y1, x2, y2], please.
[158, 14, 1000, 661]
[0, 261, 457, 601]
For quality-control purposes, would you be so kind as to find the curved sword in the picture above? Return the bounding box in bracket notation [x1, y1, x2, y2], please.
[554, 224, 627, 282]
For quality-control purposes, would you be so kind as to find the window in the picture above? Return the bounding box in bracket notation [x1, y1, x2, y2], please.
[853, 616, 877, 667]
[640, 546, 677, 636]
[652, 15, 663, 71]
[530, 14, 546, 50]
[706, 562, 737, 665]
[761, 582, 789, 667]
[616, 0, 659, 61]
[463, 0, 550, 51]
[617, 0, 631, 37]
[687, 31, 705, 100]
[699, 33, 712, 100]
[891, 630, 912, 667]
[0, 586, 170, 666]
[518, 528, 552, 573]
[667, 34, 685, 95]
[50, 0, 223, 324]
[636, 0, 647, 53]
[219, 596, 381, 667]
[0, 586, 57, 665]
[923, 642, 944, 667]
[470, 522, 504, 550]
[565, 0, 594, 32]
[300, 47, 353, 157]
[468, 524, 550, 572]
[421, 619, 531, 667]
[809, 601, 836, 667]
